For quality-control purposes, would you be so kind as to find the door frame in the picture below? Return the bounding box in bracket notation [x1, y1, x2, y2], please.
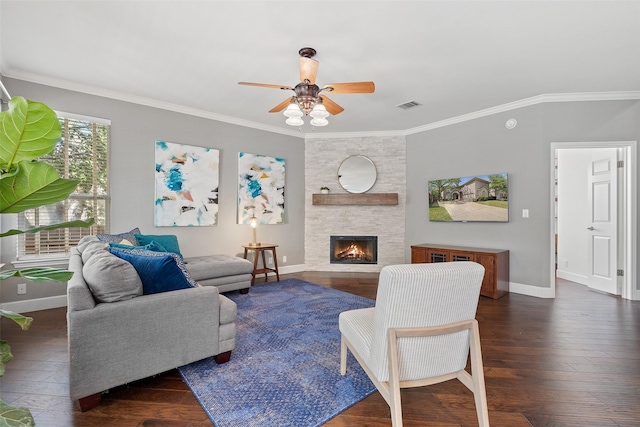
[550, 141, 637, 300]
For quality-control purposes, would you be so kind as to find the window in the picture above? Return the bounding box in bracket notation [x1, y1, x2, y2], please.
[17, 113, 110, 259]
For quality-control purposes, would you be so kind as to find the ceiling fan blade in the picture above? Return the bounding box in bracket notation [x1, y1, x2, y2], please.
[322, 82, 375, 94]
[269, 97, 294, 113]
[238, 82, 294, 91]
[320, 95, 344, 115]
[300, 57, 319, 84]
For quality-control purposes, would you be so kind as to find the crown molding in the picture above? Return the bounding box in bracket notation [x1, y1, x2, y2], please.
[4, 67, 639, 139]
[404, 91, 640, 135]
[304, 129, 405, 139]
[2, 68, 305, 139]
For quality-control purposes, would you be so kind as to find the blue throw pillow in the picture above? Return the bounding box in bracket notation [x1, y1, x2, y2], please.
[97, 227, 141, 245]
[109, 247, 197, 295]
[134, 234, 183, 259]
[109, 240, 168, 253]
[110, 246, 197, 287]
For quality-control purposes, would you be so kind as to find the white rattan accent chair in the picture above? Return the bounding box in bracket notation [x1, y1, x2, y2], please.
[339, 262, 489, 427]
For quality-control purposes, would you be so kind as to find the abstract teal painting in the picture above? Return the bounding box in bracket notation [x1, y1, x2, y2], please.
[238, 152, 285, 224]
[155, 141, 219, 226]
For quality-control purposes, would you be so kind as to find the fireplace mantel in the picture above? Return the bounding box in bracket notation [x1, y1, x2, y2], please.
[312, 193, 398, 206]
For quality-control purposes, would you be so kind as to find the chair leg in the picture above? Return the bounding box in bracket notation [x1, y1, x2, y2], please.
[387, 329, 404, 427]
[340, 335, 347, 375]
[388, 385, 403, 427]
[469, 320, 490, 427]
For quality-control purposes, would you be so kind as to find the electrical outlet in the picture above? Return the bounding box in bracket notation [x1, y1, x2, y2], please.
[522, 209, 529, 218]
[564, 260, 568, 267]
[17, 283, 27, 295]
[283, 255, 287, 263]
[268, 257, 273, 265]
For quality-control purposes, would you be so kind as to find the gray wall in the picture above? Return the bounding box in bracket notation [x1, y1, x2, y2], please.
[406, 100, 640, 291]
[1, 78, 305, 303]
[3, 77, 638, 304]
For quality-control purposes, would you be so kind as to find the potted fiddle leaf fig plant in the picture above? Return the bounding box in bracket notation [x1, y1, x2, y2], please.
[0, 96, 94, 426]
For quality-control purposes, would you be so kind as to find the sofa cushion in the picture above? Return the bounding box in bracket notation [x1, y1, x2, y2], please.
[219, 294, 238, 325]
[134, 234, 183, 259]
[82, 250, 143, 303]
[97, 227, 141, 245]
[110, 247, 197, 295]
[77, 237, 109, 264]
[77, 235, 100, 250]
[184, 255, 253, 281]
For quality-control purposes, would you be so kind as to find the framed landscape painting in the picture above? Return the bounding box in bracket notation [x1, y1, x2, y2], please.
[237, 152, 285, 225]
[155, 141, 220, 226]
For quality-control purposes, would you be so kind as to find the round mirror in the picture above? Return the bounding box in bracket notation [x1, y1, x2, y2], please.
[338, 155, 377, 193]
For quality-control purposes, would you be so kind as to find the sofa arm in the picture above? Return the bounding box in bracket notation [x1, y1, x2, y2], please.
[68, 285, 224, 401]
[67, 248, 96, 311]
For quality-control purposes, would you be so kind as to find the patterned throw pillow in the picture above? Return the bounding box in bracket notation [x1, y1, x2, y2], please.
[109, 247, 198, 295]
[97, 227, 142, 245]
[109, 240, 168, 253]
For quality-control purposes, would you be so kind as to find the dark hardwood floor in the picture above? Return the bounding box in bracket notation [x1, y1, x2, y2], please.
[1, 272, 639, 426]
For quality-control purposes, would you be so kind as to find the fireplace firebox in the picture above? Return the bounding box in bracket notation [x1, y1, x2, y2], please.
[330, 236, 378, 264]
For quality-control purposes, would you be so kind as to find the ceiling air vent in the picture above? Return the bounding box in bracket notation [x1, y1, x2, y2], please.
[396, 100, 422, 110]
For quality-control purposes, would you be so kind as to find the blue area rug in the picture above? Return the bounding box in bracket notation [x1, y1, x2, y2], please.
[177, 278, 376, 427]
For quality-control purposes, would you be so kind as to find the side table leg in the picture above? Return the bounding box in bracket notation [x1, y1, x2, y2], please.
[251, 249, 259, 286]
[261, 249, 268, 282]
[271, 247, 280, 282]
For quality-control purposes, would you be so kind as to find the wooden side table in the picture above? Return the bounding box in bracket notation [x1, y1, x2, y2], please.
[242, 244, 280, 285]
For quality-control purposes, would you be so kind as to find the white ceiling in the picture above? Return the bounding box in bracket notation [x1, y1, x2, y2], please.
[2, 1, 640, 136]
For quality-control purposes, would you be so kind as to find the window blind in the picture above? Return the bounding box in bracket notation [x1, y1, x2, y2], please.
[17, 116, 111, 258]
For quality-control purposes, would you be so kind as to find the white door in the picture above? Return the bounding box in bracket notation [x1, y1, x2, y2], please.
[586, 148, 617, 294]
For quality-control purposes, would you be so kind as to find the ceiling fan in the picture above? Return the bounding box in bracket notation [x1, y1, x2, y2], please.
[238, 47, 375, 127]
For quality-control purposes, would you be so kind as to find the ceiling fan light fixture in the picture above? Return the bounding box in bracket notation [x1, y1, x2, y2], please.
[283, 103, 303, 118]
[310, 103, 329, 118]
[310, 117, 329, 127]
[239, 48, 375, 129]
[285, 116, 304, 126]
[296, 97, 316, 115]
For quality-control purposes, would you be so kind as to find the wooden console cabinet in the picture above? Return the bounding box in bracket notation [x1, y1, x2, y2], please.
[411, 243, 509, 299]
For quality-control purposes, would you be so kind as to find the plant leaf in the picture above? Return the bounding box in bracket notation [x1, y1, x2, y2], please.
[0, 399, 35, 427]
[0, 310, 33, 331]
[0, 340, 13, 377]
[0, 96, 61, 168]
[0, 268, 74, 283]
[0, 161, 78, 213]
[0, 218, 95, 238]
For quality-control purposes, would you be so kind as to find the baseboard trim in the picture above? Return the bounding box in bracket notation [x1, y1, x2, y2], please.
[509, 282, 555, 298]
[263, 264, 305, 276]
[0, 295, 68, 314]
[555, 270, 588, 285]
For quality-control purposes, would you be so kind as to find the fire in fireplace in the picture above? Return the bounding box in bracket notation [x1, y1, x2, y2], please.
[330, 236, 378, 264]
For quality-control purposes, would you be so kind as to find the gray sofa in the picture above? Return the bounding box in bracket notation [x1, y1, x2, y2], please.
[185, 254, 253, 293]
[67, 239, 241, 411]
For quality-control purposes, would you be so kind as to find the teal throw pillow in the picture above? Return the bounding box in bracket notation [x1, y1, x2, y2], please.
[134, 234, 183, 259]
[97, 227, 141, 245]
[109, 247, 197, 295]
[109, 240, 168, 253]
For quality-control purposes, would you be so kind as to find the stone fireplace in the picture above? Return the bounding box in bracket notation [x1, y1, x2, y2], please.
[304, 136, 406, 272]
[330, 236, 378, 264]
